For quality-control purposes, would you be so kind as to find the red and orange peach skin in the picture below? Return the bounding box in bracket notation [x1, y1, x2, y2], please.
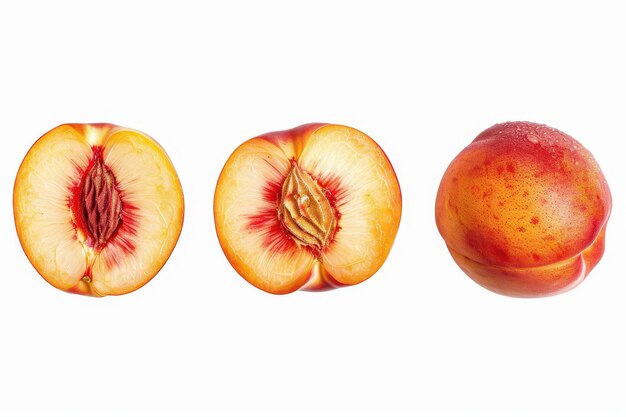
[435, 121, 611, 297]
[214, 123, 402, 294]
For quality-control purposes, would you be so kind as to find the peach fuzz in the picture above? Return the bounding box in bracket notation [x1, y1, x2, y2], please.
[14, 123, 184, 296]
[435, 121, 611, 297]
[214, 123, 402, 294]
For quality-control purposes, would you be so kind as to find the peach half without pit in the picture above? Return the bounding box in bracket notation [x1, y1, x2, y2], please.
[214, 123, 402, 294]
[435, 121, 611, 298]
[14, 124, 184, 296]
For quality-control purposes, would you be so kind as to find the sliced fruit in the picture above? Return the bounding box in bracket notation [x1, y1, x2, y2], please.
[214, 123, 402, 294]
[14, 123, 184, 296]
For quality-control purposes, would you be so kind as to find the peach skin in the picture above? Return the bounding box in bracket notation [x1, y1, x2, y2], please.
[14, 124, 184, 296]
[435, 121, 611, 297]
[214, 123, 402, 294]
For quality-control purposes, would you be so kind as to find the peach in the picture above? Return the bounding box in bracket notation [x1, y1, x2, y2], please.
[214, 123, 402, 294]
[14, 123, 184, 296]
[435, 121, 611, 297]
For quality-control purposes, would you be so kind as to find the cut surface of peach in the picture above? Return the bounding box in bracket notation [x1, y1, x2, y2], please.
[214, 123, 402, 294]
[14, 124, 184, 296]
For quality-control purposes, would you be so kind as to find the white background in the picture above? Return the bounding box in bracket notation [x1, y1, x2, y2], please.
[1, 1, 624, 416]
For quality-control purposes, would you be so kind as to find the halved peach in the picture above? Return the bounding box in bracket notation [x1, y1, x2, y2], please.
[214, 123, 402, 294]
[14, 123, 184, 296]
[435, 121, 611, 297]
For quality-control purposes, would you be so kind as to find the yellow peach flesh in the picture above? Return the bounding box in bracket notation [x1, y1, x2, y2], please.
[214, 123, 401, 294]
[14, 124, 184, 296]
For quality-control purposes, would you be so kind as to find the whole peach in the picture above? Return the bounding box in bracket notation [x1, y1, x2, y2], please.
[435, 121, 611, 297]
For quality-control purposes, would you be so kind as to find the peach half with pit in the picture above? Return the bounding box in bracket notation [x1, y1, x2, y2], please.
[435, 121, 611, 297]
[14, 123, 184, 296]
[214, 123, 402, 294]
